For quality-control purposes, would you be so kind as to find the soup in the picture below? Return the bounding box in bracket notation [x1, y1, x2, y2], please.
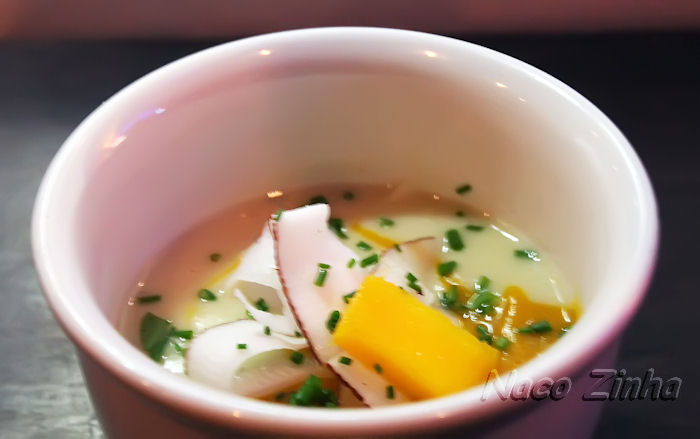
[119, 184, 579, 407]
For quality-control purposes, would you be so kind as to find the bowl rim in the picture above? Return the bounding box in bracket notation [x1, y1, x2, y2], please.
[32, 26, 659, 435]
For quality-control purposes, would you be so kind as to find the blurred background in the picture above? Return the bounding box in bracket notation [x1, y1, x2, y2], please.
[0, 1, 698, 438]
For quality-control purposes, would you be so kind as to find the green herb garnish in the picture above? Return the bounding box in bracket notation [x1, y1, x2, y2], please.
[445, 229, 464, 251]
[255, 297, 269, 311]
[466, 225, 484, 231]
[406, 272, 422, 293]
[237, 343, 247, 350]
[290, 351, 304, 364]
[467, 291, 498, 315]
[360, 253, 379, 267]
[475, 325, 493, 344]
[343, 191, 355, 200]
[393, 244, 402, 252]
[386, 385, 395, 399]
[295, 330, 302, 337]
[343, 291, 357, 304]
[374, 364, 383, 374]
[136, 294, 161, 304]
[517, 320, 553, 334]
[326, 310, 341, 333]
[328, 217, 348, 239]
[173, 329, 194, 340]
[514, 249, 540, 261]
[139, 312, 173, 362]
[437, 261, 457, 277]
[456, 184, 472, 194]
[246, 310, 254, 320]
[209, 253, 222, 262]
[475, 275, 491, 292]
[273, 209, 283, 221]
[494, 336, 511, 351]
[308, 195, 328, 205]
[439, 285, 462, 310]
[198, 289, 217, 302]
[356, 241, 372, 251]
[338, 356, 353, 365]
[289, 374, 338, 407]
[347, 258, 356, 268]
[379, 217, 395, 227]
[264, 326, 271, 336]
[315, 263, 330, 287]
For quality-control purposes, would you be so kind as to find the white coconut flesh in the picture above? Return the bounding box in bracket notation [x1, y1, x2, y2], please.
[274, 204, 410, 406]
[186, 319, 315, 397]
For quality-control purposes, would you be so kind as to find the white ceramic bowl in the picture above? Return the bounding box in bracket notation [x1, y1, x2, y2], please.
[32, 28, 657, 437]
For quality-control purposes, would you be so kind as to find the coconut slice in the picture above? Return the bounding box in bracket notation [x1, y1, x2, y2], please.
[273, 203, 367, 362]
[186, 319, 314, 396]
[223, 224, 280, 291]
[220, 224, 301, 336]
[274, 204, 409, 406]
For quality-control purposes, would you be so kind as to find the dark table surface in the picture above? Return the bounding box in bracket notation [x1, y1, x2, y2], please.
[0, 31, 697, 438]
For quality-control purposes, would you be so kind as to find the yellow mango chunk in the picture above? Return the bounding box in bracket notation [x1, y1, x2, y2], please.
[333, 276, 500, 400]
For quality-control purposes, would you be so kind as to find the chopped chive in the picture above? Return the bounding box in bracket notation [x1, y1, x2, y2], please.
[273, 209, 283, 221]
[308, 195, 328, 205]
[456, 210, 465, 217]
[393, 244, 402, 252]
[386, 385, 395, 399]
[264, 326, 271, 336]
[466, 225, 484, 231]
[437, 261, 458, 277]
[295, 330, 302, 337]
[559, 325, 572, 337]
[209, 253, 222, 262]
[137, 295, 161, 304]
[467, 291, 498, 315]
[315, 264, 329, 287]
[275, 392, 286, 401]
[374, 364, 383, 374]
[290, 351, 304, 364]
[517, 320, 553, 334]
[439, 285, 461, 310]
[347, 258, 356, 268]
[342, 191, 355, 200]
[246, 310, 254, 320]
[343, 291, 356, 304]
[171, 340, 185, 354]
[326, 310, 341, 333]
[237, 343, 247, 350]
[456, 184, 472, 195]
[445, 229, 464, 251]
[338, 356, 353, 365]
[328, 217, 348, 239]
[356, 241, 372, 251]
[475, 325, 493, 344]
[255, 298, 269, 312]
[379, 217, 395, 227]
[173, 329, 194, 340]
[359, 253, 379, 267]
[514, 249, 541, 261]
[289, 375, 338, 407]
[494, 336, 511, 351]
[475, 275, 491, 292]
[405, 272, 422, 293]
[139, 312, 173, 362]
[198, 289, 217, 302]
